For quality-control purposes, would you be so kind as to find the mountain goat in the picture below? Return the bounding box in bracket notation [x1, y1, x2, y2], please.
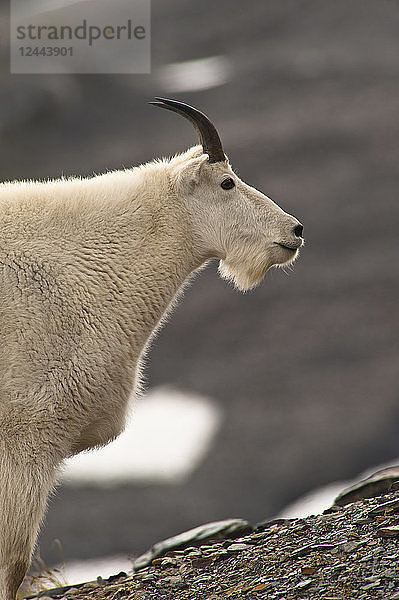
[0, 98, 304, 599]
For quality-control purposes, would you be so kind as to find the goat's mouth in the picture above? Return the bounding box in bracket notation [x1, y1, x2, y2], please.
[275, 242, 301, 252]
[272, 241, 302, 267]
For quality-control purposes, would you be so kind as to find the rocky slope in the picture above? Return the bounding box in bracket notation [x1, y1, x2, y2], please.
[27, 490, 399, 600]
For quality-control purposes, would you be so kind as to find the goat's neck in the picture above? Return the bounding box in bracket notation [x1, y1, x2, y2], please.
[118, 197, 205, 353]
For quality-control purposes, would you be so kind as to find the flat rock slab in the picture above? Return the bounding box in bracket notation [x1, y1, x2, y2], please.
[132, 518, 253, 570]
[334, 466, 399, 506]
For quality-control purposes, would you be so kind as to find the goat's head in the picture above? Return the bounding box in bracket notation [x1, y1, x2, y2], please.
[151, 98, 304, 291]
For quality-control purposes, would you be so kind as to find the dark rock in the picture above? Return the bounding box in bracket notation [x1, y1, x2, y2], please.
[256, 518, 294, 531]
[301, 566, 318, 575]
[367, 498, 399, 518]
[108, 572, 127, 582]
[191, 556, 215, 568]
[377, 526, 399, 538]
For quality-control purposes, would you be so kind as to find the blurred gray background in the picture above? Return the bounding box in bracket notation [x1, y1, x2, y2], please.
[1, 0, 399, 567]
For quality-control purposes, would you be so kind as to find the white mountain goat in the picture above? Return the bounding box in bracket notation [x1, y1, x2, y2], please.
[0, 98, 304, 599]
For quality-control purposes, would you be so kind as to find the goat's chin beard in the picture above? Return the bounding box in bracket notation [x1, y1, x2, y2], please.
[218, 248, 299, 292]
[218, 258, 273, 292]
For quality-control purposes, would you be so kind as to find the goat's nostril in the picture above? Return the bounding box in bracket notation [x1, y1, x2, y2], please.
[293, 223, 303, 238]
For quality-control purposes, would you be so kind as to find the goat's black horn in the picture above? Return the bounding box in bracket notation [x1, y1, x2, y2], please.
[150, 97, 226, 163]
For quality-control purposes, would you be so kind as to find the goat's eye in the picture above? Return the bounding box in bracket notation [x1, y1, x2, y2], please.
[220, 177, 235, 190]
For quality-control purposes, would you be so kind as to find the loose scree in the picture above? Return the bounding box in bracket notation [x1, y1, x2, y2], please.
[0, 98, 304, 599]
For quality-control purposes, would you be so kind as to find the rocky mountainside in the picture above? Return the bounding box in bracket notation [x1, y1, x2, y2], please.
[26, 490, 399, 599]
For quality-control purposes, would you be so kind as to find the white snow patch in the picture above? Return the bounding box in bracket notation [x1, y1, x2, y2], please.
[158, 56, 232, 93]
[63, 386, 222, 485]
[278, 458, 399, 518]
[61, 555, 132, 586]
[278, 481, 350, 519]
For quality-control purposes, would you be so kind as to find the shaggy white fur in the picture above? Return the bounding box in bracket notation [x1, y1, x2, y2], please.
[0, 142, 302, 599]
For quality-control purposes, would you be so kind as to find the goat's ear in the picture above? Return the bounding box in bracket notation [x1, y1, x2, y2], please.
[174, 154, 209, 192]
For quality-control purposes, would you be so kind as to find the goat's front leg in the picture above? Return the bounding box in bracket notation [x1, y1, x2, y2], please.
[0, 437, 58, 600]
